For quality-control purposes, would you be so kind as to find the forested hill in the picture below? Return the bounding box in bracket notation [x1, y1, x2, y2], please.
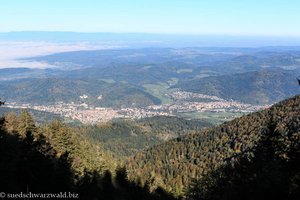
[0, 78, 161, 107]
[80, 116, 212, 158]
[175, 69, 300, 104]
[0, 109, 177, 200]
[0, 96, 299, 199]
[176, 69, 300, 105]
[127, 95, 300, 197]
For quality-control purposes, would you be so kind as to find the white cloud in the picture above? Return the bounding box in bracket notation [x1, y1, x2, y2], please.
[0, 41, 123, 69]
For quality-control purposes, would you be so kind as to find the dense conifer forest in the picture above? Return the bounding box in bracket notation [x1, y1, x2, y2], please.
[80, 116, 212, 157]
[127, 95, 300, 197]
[0, 95, 300, 199]
[0, 107, 175, 200]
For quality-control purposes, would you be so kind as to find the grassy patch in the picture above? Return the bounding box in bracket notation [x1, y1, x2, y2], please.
[178, 111, 244, 125]
[142, 65, 153, 69]
[143, 83, 173, 104]
[176, 68, 193, 73]
[195, 70, 220, 79]
[98, 78, 116, 83]
[295, 58, 300, 62]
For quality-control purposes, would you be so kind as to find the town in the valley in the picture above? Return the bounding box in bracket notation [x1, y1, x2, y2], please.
[4, 90, 270, 124]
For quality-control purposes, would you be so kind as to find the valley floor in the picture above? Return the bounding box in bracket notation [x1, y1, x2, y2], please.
[4, 91, 270, 124]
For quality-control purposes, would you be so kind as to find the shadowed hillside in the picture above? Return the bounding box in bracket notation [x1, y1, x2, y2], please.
[0, 108, 176, 200]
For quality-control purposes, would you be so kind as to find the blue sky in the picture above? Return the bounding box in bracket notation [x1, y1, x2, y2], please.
[1, 0, 300, 36]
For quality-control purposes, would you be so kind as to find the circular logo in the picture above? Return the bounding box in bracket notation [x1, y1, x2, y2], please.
[0, 192, 6, 198]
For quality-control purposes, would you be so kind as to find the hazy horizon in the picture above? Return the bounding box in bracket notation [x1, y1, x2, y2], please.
[2, 30, 300, 37]
[2, 0, 300, 36]
[2, 0, 300, 69]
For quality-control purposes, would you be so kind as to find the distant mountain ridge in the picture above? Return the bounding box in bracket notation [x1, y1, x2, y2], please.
[176, 68, 300, 104]
[2, 31, 300, 47]
[1, 47, 300, 107]
[0, 78, 161, 107]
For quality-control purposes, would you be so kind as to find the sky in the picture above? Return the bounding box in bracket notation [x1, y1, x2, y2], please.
[1, 0, 300, 36]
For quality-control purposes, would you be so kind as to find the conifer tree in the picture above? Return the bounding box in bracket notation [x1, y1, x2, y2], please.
[18, 109, 36, 138]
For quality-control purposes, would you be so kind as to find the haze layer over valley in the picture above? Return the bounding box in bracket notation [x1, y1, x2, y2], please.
[1, 33, 300, 125]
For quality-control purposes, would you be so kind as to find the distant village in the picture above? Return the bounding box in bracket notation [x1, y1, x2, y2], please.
[4, 91, 270, 124]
